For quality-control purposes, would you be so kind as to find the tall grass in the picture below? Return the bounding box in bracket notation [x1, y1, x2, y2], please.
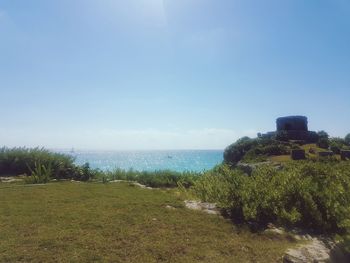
[105, 168, 201, 188]
[0, 147, 98, 181]
[0, 147, 198, 186]
[0, 147, 75, 177]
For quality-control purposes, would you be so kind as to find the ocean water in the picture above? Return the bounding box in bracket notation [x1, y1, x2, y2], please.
[59, 150, 223, 172]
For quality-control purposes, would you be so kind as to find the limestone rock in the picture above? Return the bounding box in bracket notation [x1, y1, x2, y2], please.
[184, 200, 220, 215]
[283, 238, 349, 263]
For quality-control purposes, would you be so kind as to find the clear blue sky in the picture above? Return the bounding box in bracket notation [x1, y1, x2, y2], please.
[1, 0, 349, 150]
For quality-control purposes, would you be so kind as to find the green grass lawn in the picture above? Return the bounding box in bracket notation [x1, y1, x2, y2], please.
[0, 182, 295, 262]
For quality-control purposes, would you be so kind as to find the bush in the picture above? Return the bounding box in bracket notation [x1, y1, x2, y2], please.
[318, 130, 329, 140]
[24, 162, 52, 184]
[71, 162, 101, 181]
[0, 147, 75, 178]
[329, 137, 346, 154]
[317, 131, 330, 149]
[192, 161, 350, 235]
[345, 134, 350, 146]
[224, 137, 257, 165]
[317, 138, 329, 149]
[0, 147, 98, 181]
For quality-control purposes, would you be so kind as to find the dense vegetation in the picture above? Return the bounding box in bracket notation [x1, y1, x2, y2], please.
[2, 143, 350, 251]
[345, 133, 350, 145]
[191, 161, 350, 249]
[0, 147, 100, 182]
[0, 147, 199, 187]
[224, 132, 350, 165]
[223, 137, 294, 165]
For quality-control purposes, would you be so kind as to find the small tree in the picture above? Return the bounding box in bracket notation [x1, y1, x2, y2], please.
[329, 137, 346, 154]
[317, 131, 330, 149]
[318, 130, 329, 140]
[345, 134, 350, 146]
[318, 138, 329, 149]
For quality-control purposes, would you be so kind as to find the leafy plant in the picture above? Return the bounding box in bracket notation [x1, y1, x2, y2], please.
[24, 162, 52, 184]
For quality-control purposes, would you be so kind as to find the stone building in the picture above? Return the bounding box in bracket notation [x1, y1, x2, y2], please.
[277, 116, 308, 132]
[261, 116, 318, 143]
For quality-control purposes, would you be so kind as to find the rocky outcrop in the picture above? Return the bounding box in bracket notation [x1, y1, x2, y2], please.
[264, 226, 349, 263]
[283, 238, 349, 263]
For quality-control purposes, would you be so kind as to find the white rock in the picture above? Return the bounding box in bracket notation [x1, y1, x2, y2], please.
[283, 238, 341, 263]
[184, 200, 220, 215]
[165, 205, 176, 210]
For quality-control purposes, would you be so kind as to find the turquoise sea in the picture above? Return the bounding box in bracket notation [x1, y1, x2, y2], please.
[59, 150, 223, 172]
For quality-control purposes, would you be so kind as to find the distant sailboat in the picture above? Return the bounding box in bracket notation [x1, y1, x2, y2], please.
[70, 148, 75, 154]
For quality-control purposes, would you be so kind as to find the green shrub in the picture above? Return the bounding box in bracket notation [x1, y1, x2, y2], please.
[317, 130, 329, 140]
[0, 147, 100, 181]
[345, 134, 350, 146]
[24, 162, 52, 184]
[329, 137, 346, 154]
[224, 137, 257, 165]
[317, 138, 329, 149]
[71, 162, 101, 181]
[192, 161, 350, 235]
[317, 131, 330, 149]
[0, 147, 75, 179]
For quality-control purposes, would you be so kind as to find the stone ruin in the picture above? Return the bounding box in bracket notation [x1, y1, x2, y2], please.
[261, 116, 319, 143]
[318, 151, 334, 158]
[341, 150, 350, 160]
[291, 149, 306, 160]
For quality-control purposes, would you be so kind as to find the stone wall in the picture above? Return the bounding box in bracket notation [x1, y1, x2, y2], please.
[340, 150, 350, 160]
[291, 149, 306, 160]
[318, 151, 334, 158]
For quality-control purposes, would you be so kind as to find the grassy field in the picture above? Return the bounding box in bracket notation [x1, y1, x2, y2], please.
[0, 182, 296, 262]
